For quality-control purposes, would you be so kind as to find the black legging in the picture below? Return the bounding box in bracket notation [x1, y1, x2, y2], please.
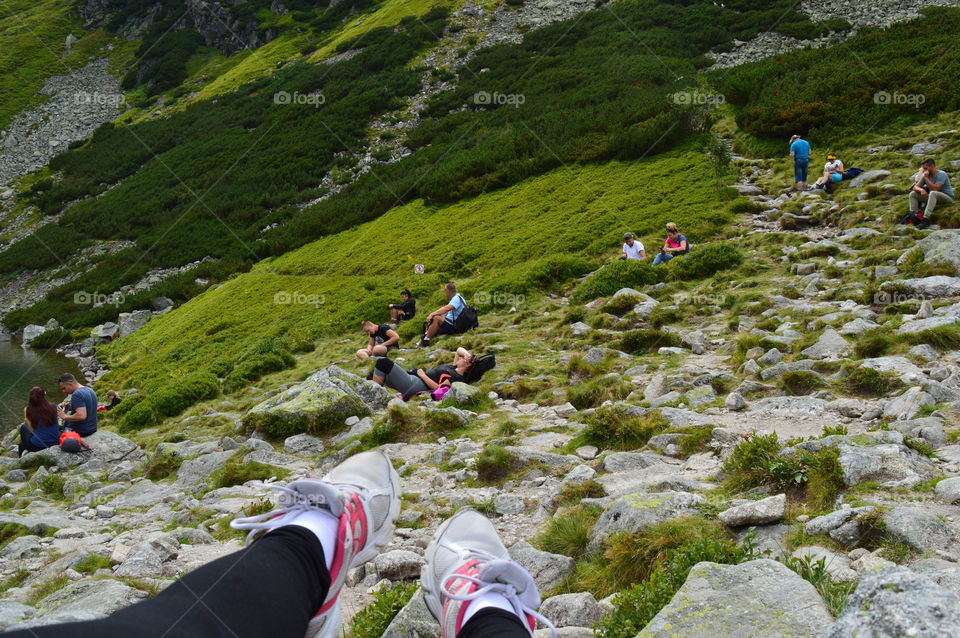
[18, 424, 46, 458]
[3, 526, 529, 638]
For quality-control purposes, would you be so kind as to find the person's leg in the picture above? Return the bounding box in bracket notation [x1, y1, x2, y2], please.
[369, 344, 389, 357]
[356, 348, 370, 359]
[371, 358, 423, 396]
[926, 191, 954, 217]
[799, 159, 808, 189]
[4, 526, 327, 638]
[909, 190, 921, 213]
[457, 609, 531, 638]
[389, 308, 400, 321]
[424, 315, 444, 340]
[18, 424, 42, 458]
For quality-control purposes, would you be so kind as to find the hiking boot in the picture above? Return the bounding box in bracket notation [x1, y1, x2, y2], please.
[231, 451, 401, 638]
[418, 337, 431, 348]
[422, 509, 554, 638]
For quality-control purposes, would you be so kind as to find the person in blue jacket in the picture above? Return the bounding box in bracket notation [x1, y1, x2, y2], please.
[790, 134, 811, 191]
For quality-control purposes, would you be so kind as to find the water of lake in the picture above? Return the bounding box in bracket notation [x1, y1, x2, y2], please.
[0, 339, 83, 435]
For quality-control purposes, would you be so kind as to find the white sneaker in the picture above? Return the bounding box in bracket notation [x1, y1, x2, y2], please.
[231, 450, 401, 638]
[422, 508, 555, 638]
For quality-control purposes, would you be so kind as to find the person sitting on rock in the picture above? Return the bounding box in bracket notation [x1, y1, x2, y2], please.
[653, 222, 689, 265]
[418, 283, 476, 348]
[56, 373, 98, 436]
[814, 153, 844, 190]
[621, 232, 646, 261]
[3, 449, 557, 638]
[369, 347, 476, 399]
[356, 321, 400, 359]
[388, 289, 416, 325]
[18, 387, 61, 457]
[908, 158, 954, 225]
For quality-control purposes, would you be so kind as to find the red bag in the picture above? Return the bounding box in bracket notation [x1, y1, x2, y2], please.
[59, 431, 90, 453]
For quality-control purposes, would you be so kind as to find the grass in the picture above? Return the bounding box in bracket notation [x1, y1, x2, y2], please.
[557, 480, 606, 507]
[779, 370, 826, 396]
[207, 457, 290, 490]
[779, 554, 856, 617]
[578, 406, 669, 451]
[533, 504, 601, 561]
[567, 376, 634, 410]
[671, 425, 715, 457]
[347, 581, 419, 638]
[99, 149, 729, 395]
[0, 569, 29, 594]
[74, 554, 112, 574]
[474, 443, 516, 484]
[143, 449, 183, 480]
[841, 366, 904, 397]
[26, 573, 70, 606]
[0, 522, 33, 549]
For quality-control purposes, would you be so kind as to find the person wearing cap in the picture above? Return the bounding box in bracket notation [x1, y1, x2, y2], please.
[388, 289, 417, 325]
[789, 134, 811, 191]
[814, 152, 844, 190]
[621, 232, 646, 261]
[653, 223, 689, 266]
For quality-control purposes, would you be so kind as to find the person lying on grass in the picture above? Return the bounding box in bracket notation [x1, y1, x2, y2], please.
[355, 321, 400, 359]
[369, 347, 476, 400]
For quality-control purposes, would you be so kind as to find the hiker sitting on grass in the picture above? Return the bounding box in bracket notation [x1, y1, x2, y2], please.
[814, 153, 844, 190]
[18, 387, 60, 458]
[369, 347, 476, 399]
[356, 321, 400, 359]
[388, 289, 416, 325]
[103, 390, 122, 411]
[908, 158, 954, 224]
[621, 232, 646, 261]
[418, 283, 476, 348]
[653, 223, 689, 265]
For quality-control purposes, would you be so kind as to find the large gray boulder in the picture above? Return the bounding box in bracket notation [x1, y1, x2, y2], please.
[805, 507, 877, 547]
[848, 169, 890, 188]
[0, 601, 36, 631]
[243, 366, 388, 435]
[637, 559, 832, 637]
[283, 434, 325, 456]
[884, 276, 960, 298]
[175, 450, 234, 487]
[792, 431, 937, 487]
[118, 310, 152, 338]
[800, 328, 850, 360]
[718, 494, 786, 527]
[21, 324, 47, 346]
[539, 593, 602, 628]
[382, 589, 439, 638]
[883, 506, 960, 555]
[918, 229, 960, 276]
[36, 579, 146, 615]
[935, 477, 960, 503]
[19, 430, 146, 470]
[858, 356, 925, 384]
[588, 492, 704, 552]
[823, 566, 960, 637]
[90, 322, 118, 339]
[509, 542, 575, 593]
[883, 387, 934, 421]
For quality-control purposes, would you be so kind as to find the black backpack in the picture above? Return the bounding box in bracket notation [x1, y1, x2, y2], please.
[464, 354, 496, 383]
[452, 296, 479, 332]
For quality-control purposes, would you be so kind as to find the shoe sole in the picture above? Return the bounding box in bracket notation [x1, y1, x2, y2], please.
[353, 452, 402, 568]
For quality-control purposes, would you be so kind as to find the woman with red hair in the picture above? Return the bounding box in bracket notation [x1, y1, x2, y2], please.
[19, 387, 60, 457]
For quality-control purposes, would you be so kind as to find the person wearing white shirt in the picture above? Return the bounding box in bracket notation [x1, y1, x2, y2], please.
[622, 232, 646, 261]
[814, 153, 844, 190]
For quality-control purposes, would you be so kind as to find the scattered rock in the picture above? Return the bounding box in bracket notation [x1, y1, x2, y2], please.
[540, 593, 602, 628]
[718, 494, 786, 527]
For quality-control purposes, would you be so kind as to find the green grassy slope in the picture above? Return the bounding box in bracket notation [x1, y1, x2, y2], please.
[100, 146, 731, 389]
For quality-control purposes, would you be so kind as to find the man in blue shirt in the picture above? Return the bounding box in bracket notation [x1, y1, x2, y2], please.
[419, 283, 473, 348]
[910, 158, 954, 224]
[790, 134, 811, 191]
[57, 373, 98, 437]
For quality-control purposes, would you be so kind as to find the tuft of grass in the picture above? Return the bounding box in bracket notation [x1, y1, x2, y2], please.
[533, 504, 602, 560]
[567, 376, 634, 410]
[0, 523, 33, 549]
[842, 366, 904, 397]
[143, 449, 183, 481]
[904, 436, 937, 458]
[907, 324, 960, 351]
[557, 479, 606, 506]
[617, 329, 681, 355]
[347, 582, 418, 638]
[74, 554, 113, 574]
[779, 370, 825, 395]
[474, 444, 516, 484]
[671, 425, 715, 457]
[38, 474, 65, 498]
[580, 406, 669, 451]
[852, 330, 895, 359]
[208, 458, 290, 490]
[0, 569, 29, 594]
[779, 554, 856, 617]
[26, 573, 70, 606]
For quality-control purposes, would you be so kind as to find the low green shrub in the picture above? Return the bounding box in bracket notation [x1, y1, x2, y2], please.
[474, 443, 515, 484]
[28, 327, 68, 349]
[580, 406, 668, 450]
[348, 582, 418, 638]
[38, 474, 65, 498]
[673, 425, 715, 457]
[208, 458, 290, 490]
[665, 243, 742, 281]
[144, 449, 183, 480]
[594, 534, 757, 638]
[617, 329, 681, 354]
[572, 260, 659, 303]
[118, 372, 220, 432]
[779, 370, 826, 395]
